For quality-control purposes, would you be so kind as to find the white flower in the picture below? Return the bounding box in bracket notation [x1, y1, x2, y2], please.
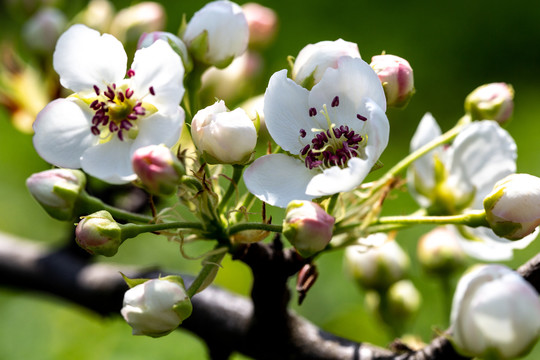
[33, 24, 185, 184]
[408, 114, 537, 260]
[450, 264, 540, 359]
[183, 0, 249, 68]
[292, 39, 361, 88]
[191, 100, 257, 164]
[244, 56, 389, 208]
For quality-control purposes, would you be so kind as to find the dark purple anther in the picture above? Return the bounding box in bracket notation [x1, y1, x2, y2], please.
[118, 130, 124, 141]
[91, 126, 100, 135]
[90, 100, 99, 109]
[127, 69, 136, 78]
[127, 113, 138, 120]
[299, 129, 307, 138]
[109, 122, 118, 132]
[105, 86, 115, 100]
[121, 120, 133, 130]
[118, 92, 125, 102]
[125, 88, 134, 99]
[112, 83, 116, 90]
[356, 114, 367, 121]
[331, 96, 339, 107]
[309, 107, 317, 117]
[93, 85, 100, 95]
[149, 86, 155, 96]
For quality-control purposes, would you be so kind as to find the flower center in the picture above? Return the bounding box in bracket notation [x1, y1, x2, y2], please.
[87, 70, 157, 142]
[299, 96, 368, 170]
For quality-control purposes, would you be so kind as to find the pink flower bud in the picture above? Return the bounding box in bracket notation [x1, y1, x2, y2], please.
[75, 211, 122, 256]
[242, 2, 278, 49]
[484, 173, 540, 240]
[451, 264, 540, 359]
[132, 145, 185, 196]
[121, 277, 192, 337]
[26, 169, 86, 221]
[282, 200, 335, 257]
[370, 54, 415, 108]
[465, 82, 514, 125]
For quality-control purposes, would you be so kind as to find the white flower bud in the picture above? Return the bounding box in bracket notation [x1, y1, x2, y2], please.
[183, 0, 249, 68]
[484, 173, 540, 240]
[22, 7, 67, 54]
[110, 2, 165, 43]
[121, 277, 192, 338]
[417, 227, 466, 275]
[450, 264, 540, 359]
[282, 200, 335, 257]
[73, 0, 114, 33]
[137, 32, 193, 73]
[386, 280, 422, 321]
[191, 100, 257, 164]
[75, 211, 122, 257]
[344, 233, 410, 291]
[465, 82, 514, 125]
[242, 2, 278, 49]
[26, 169, 86, 221]
[370, 54, 415, 108]
[292, 39, 360, 89]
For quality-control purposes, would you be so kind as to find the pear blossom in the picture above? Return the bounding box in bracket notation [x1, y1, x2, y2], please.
[244, 56, 389, 208]
[33, 24, 185, 184]
[408, 114, 537, 260]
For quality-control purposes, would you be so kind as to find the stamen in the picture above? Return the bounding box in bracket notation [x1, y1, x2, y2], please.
[331, 96, 339, 107]
[299, 129, 307, 138]
[125, 88, 134, 99]
[118, 91, 125, 102]
[91, 126, 100, 135]
[149, 86, 155, 96]
[309, 107, 317, 117]
[127, 69, 136, 78]
[357, 114, 367, 121]
[93, 85, 100, 95]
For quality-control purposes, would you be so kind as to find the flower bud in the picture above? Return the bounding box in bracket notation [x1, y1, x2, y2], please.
[450, 264, 540, 359]
[183, 0, 249, 68]
[484, 173, 540, 240]
[110, 2, 165, 44]
[370, 54, 415, 108]
[344, 233, 410, 291]
[242, 2, 278, 49]
[72, 0, 114, 33]
[465, 82, 514, 125]
[292, 39, 361, 89]
[22, 7, 67, 54]
[75, 210, 122, 256]
[282, 200, 335, 258]
[26, 169, 86, 221]
[132, 145, 185, 196]
[417, 227, 466, 275]
[386, 280, 422, 321]
[121, 276, 192, 337]
[137, 32, 193, 73]
[191, 100, 257, 164]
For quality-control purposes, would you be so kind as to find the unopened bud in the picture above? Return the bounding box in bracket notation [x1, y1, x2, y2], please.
[292, 39, 360, 89]
[386, 280, 422, 321]
[191, 100, 257, 165]
[417, 227, 466, 275]
[75, 210, 122, 256]
[23, 7, 67, 54]
[242, 2, 278, 49]
[282, 200, 335, 258]
[370, 54, 415, 108]
[183, 0, 249, 68]
[26, 169, 86, 221]
[121, 276, 192, 337]
[465, 82, 514, 125]
[132, 145, 185, 196]
[110, 2, 165, 43]
[73, 0, 114, 32]
[484, 173, 540, 240]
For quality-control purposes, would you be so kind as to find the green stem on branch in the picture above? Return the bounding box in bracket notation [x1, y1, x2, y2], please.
[78, 191, 153, 223]
[121, 221, 205, 240]
[373, 210, 488, 228]
[217, 165, 244, 215]
[186, 247, 227, 298]
[227, 222, 283, 236]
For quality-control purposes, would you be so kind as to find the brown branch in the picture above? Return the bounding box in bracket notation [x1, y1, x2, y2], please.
[1, 231, 537, 359]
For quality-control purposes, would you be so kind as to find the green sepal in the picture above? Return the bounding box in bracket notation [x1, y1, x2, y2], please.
[299, 68, 316, 90]
[167, 37, 193, 74]
[188, 30, 209, 64]
[120, 272, 149, 289]
[177, 13, 188, 38]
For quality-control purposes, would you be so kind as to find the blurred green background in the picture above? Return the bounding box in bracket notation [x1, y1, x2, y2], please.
[1, 0, 540, 359]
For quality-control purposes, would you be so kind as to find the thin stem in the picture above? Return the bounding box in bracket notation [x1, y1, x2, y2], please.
[227, 222, 283, 236]
[78, 191, 153, 223]
[373, 210, 488, 228]
[217, 165, 244, 214]
[186, 248, 227, 298]
[121, 221, 205, 240]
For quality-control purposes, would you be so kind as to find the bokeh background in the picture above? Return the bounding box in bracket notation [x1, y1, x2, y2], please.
[1, 0, 540, 359]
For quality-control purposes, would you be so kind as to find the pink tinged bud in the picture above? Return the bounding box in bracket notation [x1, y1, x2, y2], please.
[450, 264, 540, 359]
[75, 210, 122, 257]
[26, 169, 86, 221]
[282, 200, 335, 258]
[292, 39, 361, 89]
[417, 227, 466, 275]
[22, 7, 67, 53]
[465, 82, 514, 125]
[132, 145, 185, 196]
[183, 0, 249, 68]
[121, 277, 192, 338]
[370, 54, 415, 108]
[344, 233, 410, 291]
[191, 100, 257, 165]
[484, 173, 540, 240]
[242, 2, 278, 49]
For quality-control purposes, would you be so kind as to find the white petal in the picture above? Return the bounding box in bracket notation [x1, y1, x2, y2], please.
[449, 121, 516, 209]
[133, 107, 184, 149]
[243, 154, 316, 208]
[131, 40, 185, 114]
[309, 56, 387, 123]
[263, 70, 314, 153]
[33, 98, 97, 168]
[80, 139, 137, 184]
[53, 24, 127, 92]
[306, 157, 370, 196]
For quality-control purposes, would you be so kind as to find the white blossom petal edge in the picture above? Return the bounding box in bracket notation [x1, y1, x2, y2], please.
[244, 56, 389, 207]
[33, 24, 185, 184]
